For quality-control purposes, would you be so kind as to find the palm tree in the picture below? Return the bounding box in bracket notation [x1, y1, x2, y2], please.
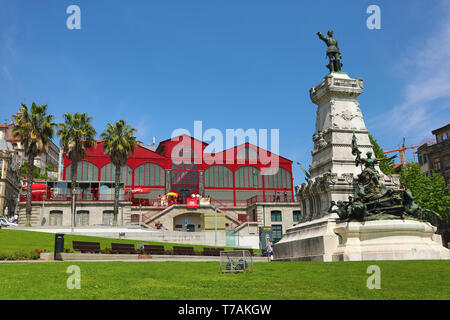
[57, 113, 96, 228]
[101, 120, 137, 225]
[13, 103, 55, 227]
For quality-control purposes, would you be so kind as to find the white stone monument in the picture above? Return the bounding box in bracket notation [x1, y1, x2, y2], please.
[273, 72, 450, 261]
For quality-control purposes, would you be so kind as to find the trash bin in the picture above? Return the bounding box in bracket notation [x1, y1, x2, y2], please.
[54, 233, 65, 261]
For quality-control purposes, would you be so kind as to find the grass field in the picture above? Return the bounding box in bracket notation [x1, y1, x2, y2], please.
[0, 229, 448, 300]
[0, 260, 448, 299]
[0, 229, 255, 254]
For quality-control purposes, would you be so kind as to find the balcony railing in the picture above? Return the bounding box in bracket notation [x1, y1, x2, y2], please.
[246, 194, 295, 206]
[19, 193, 131, 202]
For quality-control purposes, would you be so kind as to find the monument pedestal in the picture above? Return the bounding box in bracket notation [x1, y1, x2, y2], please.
[274, 219, 450, 261]
[295, 72, 399, 222]
[332, 220, 450, 261]
[273, 216, 339, 261]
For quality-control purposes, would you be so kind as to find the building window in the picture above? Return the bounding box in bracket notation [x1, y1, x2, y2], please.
[49, 210, 63, 226]
[204, 165, 233, 188]
[263, 167, 292, 189]
[172, 163, 198, 186]
[65, 161, 99, 181]
[100, 163, 132, 185]
[76, 210, 89, 226]
[134, 163, 165, 186]
[272, 225, 283, 243]
[433, 158, 441, 171]
[293, 210, 302, 222]
[235, 166, 262, 189]
[102, 210, 115, 226]
[271, 210, 282, 222]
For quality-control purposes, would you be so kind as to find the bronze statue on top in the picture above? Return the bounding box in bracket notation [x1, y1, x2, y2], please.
[329, 133, 441, 225]
[317, 29, 343, 73]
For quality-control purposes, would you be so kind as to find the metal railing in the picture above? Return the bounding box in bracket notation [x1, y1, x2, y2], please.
[237, 213, 258, 223]
[246, 194, 295, 206]
[20, 193, 131, 202]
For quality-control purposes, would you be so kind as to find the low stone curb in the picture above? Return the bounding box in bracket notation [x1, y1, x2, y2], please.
[40, 252, 268, 262]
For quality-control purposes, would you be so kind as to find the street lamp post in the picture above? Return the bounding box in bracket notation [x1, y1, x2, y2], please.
[139, 201, 142, 227]
[71, 187, 77, 233]
[214, 207, 218, 246]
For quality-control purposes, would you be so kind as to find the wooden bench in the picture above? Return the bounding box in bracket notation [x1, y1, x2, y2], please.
[72, 241, 101, 253]
[142, 244, 166, 255]
[111, 243, 138, 254]
[203, 247, 224, 256]
[172, 246, 195, 256]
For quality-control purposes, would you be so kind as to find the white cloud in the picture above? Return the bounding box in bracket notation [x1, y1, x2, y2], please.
[371, 2, 450, 141]
[133, 118, 152, 143]
[1, 65, 13, 84]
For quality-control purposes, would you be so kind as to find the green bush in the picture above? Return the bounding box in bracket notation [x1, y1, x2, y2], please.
[0, 250, 42, 260]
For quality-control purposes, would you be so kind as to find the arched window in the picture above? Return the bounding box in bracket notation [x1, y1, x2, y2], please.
[235, 166, 262, 188]
[134, 163, 165, 186]
[65, 161, 99, 181]
[263, 167, 292, 189]
[204, 165, 233, 188]
[100, 163, 132, 185]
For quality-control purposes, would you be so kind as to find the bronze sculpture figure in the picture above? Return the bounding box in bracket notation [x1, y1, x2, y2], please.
[329, 133, 441, 226]
[317, 30, 343, 73]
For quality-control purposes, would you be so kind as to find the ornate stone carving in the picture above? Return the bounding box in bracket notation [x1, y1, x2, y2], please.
[328, 134, 441, 225]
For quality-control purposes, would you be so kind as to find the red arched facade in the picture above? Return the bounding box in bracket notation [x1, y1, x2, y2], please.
[63, 134, 295, 205]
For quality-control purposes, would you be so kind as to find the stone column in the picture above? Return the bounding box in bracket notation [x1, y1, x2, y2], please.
[199, 171, 204, 195]
[165, 170, 172, 194]
[297, 73, 374, 219]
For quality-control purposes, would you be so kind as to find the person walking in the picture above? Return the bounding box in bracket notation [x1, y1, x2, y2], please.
[265, 240, 273, 262]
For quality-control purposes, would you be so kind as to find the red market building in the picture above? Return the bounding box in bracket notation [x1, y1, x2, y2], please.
[61, 134, 295, 206]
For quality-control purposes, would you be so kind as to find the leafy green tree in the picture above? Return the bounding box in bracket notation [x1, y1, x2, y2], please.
[369, 134, 395, 175]
[57, 113, 96, 225]
[400, 162, 450, 221]
[101, 120, 138, 224]
[20, 161, 49, 180]
[13, 103, 55, 226]
[46, 162, 57, 172]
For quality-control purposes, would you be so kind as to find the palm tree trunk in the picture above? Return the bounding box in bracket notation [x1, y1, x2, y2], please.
[25, 157, 35, 227]
[114, 164, 121, 225]
[71, 160, 78, 228]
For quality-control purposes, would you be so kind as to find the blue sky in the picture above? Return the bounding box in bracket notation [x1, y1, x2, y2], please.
[1, 0, 449, 185]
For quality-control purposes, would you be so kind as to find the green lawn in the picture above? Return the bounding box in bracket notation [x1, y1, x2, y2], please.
[0, 260, 448, 299]
[0, 229, 448, 300]
[0, 229, 256, 254]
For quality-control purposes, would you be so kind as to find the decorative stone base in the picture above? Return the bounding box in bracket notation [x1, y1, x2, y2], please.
[273, 218, 450, 262]
[273, 217, 339, 261]
[333, 220, 450, 261]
